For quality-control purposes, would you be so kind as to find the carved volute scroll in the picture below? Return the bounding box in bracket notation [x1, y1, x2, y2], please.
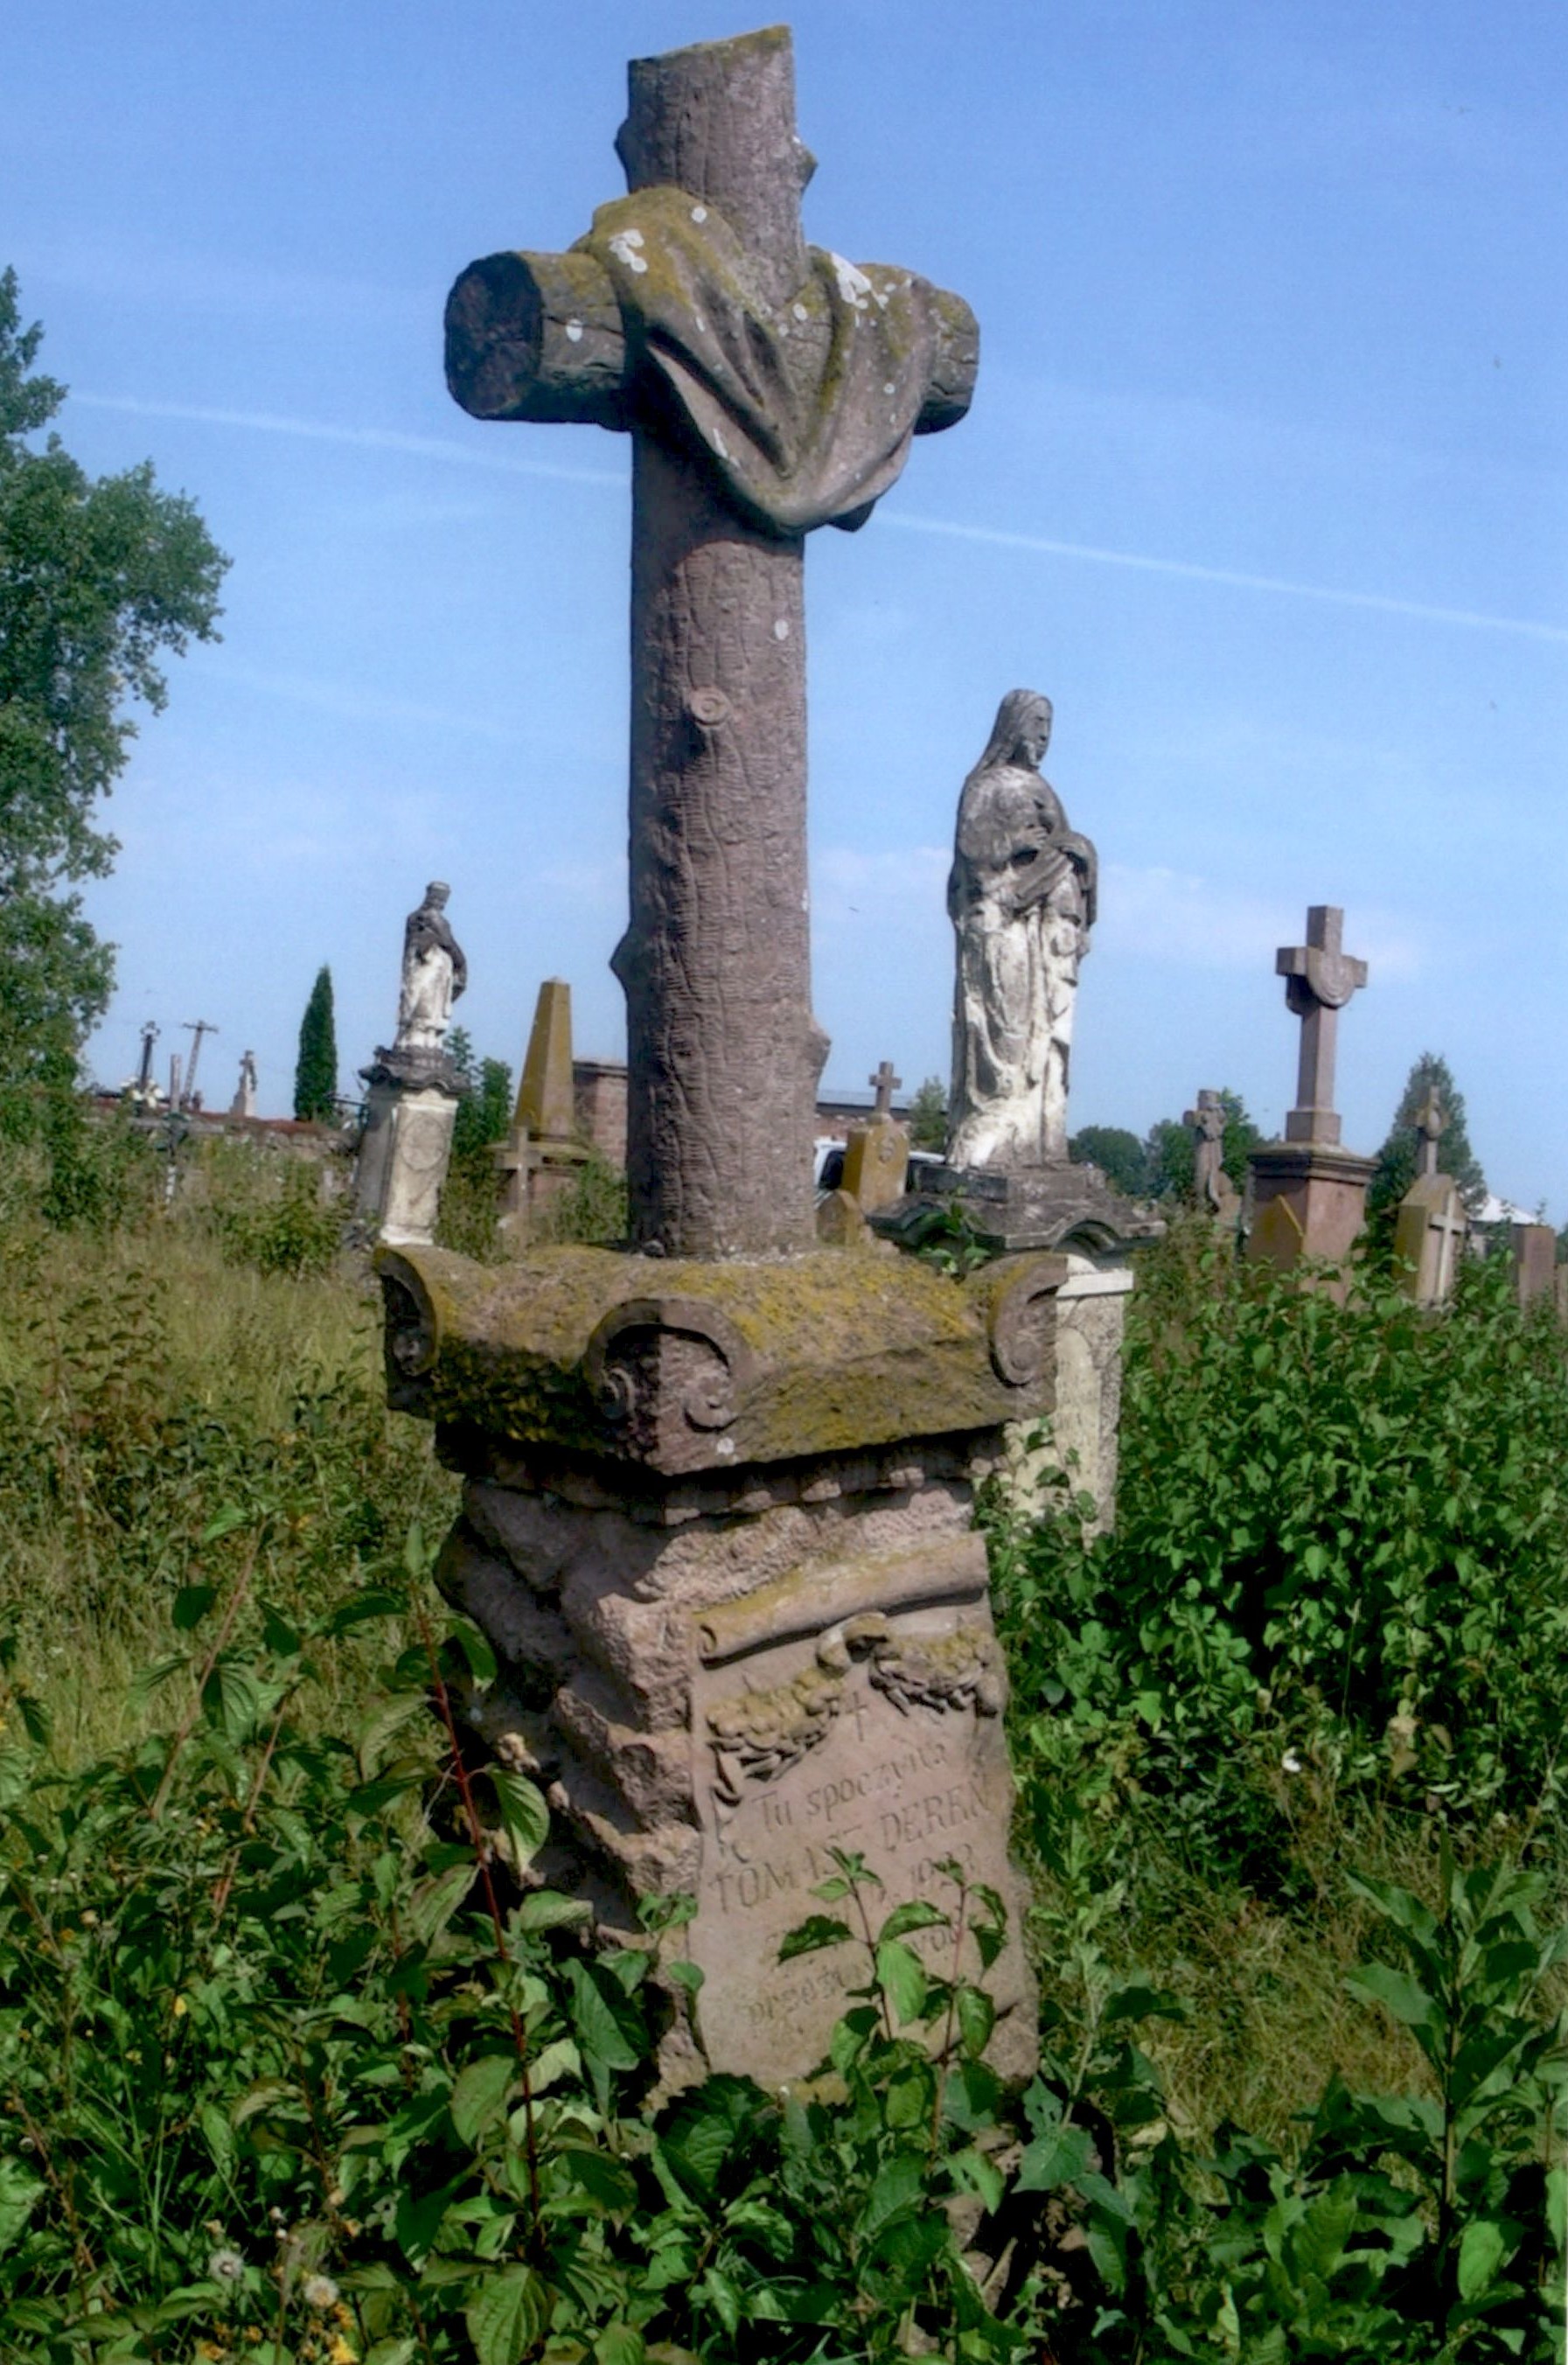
[378, 1252, 441, 1412]
[986, 1254, 1070, 1389]
[583, 1294, 758, 1468]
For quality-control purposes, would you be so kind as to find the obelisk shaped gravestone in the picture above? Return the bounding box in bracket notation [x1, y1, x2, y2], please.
[445, 26, 977, 1257]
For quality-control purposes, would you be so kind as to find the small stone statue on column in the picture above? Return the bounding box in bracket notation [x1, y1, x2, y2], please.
[1184, 1090, 1241, 1226]
[354, 883, 469, 1245]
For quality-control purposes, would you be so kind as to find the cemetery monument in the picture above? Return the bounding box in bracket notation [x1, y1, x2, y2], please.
[1393, 1085, 1466, 1309]
[1248, 903, 1373, 1284]
[1185, 1088, 1242, 1227]
[368, 24, 1143, 2087]
[354, 883, 469, 1245]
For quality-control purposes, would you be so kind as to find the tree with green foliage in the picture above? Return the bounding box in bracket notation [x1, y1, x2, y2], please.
[1144, 1088, 1259, 1203]
[449, 1026, 512, 1159]
[1068, 1125, 1148, 1197]
[1368, 1050, 1485, 1219]
[292, 966, 338, 1120]
[0, 269, 227, 1097]
[906, 1073, 948, 1152]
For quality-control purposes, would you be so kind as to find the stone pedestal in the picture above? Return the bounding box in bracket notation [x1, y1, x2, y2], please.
[1246, 1139, 1374, 1287]
[354, 1049, 463, 1246]
[376, 1241, 1084, 2089]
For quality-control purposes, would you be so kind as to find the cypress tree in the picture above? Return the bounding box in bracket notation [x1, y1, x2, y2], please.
[293, 966, 338, 1121]
[1368, 1051, 1485, 1218]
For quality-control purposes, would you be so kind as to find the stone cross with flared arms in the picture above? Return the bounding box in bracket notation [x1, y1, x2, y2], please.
[1276, 904, 1368, 1147]
[444, 25, 977, 1258]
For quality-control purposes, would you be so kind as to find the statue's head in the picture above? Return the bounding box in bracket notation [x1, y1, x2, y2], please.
[981, 688, 1052, 771]
[425, 881, 451, 908]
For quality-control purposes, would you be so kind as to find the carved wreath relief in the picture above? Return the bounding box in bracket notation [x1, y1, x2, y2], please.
[707, 1611, 1000, 1810]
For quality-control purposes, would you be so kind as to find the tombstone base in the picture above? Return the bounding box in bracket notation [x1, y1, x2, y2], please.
[1246, 1139, 1374, 1287]
[870, 1157, 1161, 1259]
[377, 1240, 1077, 2089]
[354, 1048, 464, 1246]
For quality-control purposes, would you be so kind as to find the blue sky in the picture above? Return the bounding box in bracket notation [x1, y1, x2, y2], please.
[10, 2, 1567, 1206]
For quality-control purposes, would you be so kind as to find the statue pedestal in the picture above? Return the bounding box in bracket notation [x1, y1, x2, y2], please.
[1246, 1139, 1374, 1288]
[354, 1047, 463, 1246]
[377, 1241, 1070, 2091]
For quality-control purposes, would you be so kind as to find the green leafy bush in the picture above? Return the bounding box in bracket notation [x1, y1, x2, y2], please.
[995, 1236, 1568, 1872]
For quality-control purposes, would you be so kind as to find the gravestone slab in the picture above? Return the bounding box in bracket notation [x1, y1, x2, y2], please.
[1513, 1222, 1557, 1309]
[1393, 1173, 1466, 1309]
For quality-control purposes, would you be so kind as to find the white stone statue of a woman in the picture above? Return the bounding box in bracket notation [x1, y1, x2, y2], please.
[947, 689, 1097, 1169]
[395, 881, 468, 1054]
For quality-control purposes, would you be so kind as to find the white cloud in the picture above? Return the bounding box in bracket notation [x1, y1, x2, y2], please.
[812, 843, 948, 925]
[1099, 863, 1421, 981]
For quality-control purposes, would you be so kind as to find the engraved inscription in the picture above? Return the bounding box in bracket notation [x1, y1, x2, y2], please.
[687, 1599, 1032, 2087]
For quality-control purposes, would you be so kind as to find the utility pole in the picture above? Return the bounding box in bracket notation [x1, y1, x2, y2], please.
[181, 1019, 218, 1111]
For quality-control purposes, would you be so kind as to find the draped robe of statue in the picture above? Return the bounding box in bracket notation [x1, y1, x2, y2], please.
[396, 883, 468, 1054]
[947, 691, 1098, 1170]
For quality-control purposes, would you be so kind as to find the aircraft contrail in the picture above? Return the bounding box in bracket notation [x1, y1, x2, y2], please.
[882, 512, 1568, 645]
[74, 392, 623, 487]
[77, 391, 1568, 645]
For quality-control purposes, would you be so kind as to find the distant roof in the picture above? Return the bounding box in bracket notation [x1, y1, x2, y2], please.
[1474, 1191, 1539, 1226]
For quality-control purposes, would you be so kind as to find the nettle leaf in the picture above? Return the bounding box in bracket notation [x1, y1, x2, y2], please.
[565, 1957, 644, 2074]
[171, 1583, 217, 1631]
[1017, 2117, 1096, 2192]
[513, 1890, 593, 1935]
[201, 1657, 263, 1745]
[878, 1899, 947, 1943]
[0, 2158, 45, 2257]
[855, 2154, 923, 2243]
[324, 1587, 406, 1637]
[490, 1768, 549, 1872]
[658, 2075, 761, 2201]
[594, 2326, 646, 2365]
[955, 1984, 995, 2060]
[466, 2264, 552, 2365]
[406, 1861, 474, 1951]
[354, 1692, 429, 1781]
[778, 1915, 852, 1962]
[450, 2052, 516, 2147]
[560, 2147, 638, 2215]
[875, 1937, 928, 2027]
[1456, 2215, 1510, 2302]
[1345, 1963, 1439, 2038]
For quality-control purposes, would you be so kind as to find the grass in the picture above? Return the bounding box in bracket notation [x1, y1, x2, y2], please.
[0, 1167, 454, 1762]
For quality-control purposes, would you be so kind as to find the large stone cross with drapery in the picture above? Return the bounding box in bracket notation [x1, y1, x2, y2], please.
[444, 25, 977, 1258]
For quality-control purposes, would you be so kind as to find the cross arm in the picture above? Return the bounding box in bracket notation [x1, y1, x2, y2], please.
[445, 248, 631, 428]
[445, 235, 978, 440]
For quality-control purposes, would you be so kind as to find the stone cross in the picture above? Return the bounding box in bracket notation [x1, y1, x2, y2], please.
[1275, 905, 1368, 1147]
[869, 1059, 902, 1120]
[445, 28, 977, 1257]
[1414, 1085, 1445, 1178]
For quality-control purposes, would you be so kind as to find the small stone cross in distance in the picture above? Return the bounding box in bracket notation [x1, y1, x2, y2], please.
[1414, 1086, 1446, 1179]
[869, 1061, 902, 1121]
